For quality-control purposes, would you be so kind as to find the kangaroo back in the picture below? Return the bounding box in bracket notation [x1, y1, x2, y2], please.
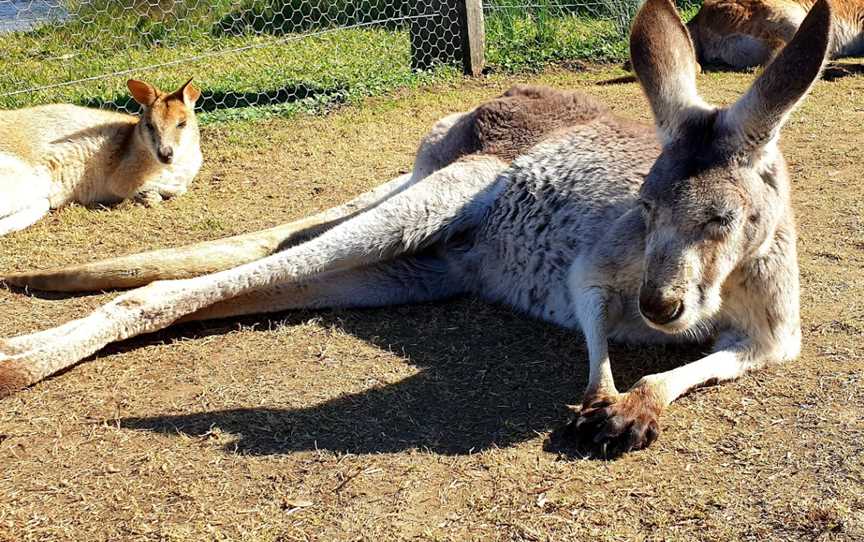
[469, 85, 610, 161]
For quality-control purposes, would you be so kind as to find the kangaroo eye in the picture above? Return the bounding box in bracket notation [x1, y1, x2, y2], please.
[705, 213, 734, 229]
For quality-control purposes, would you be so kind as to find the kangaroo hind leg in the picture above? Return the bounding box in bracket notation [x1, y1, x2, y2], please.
[0, 200, 50, 237]
[718, 34, 786, 69]
[0, 156, 505, 397]
[182, 253, 463, 322]
[2, 172, 417, 291]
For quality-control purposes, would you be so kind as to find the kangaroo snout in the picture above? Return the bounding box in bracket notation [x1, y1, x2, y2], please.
[638, 284, 684, 326]
[157, 147, 174, 164]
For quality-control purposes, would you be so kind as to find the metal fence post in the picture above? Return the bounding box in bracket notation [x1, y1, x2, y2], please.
[410, 0, 486, 76]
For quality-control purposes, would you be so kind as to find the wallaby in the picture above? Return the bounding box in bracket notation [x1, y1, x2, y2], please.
[688, 0, 862, 69]
[0, 78, 202, 236]
[0, 0, 831, 456]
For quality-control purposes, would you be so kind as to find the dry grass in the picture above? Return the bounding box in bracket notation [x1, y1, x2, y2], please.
[1, 63, 863, 541]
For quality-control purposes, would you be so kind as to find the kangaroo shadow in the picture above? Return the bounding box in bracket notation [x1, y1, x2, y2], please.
[1, 283, 97, 300]
[821, 62, 864, 81]
[114, 300, 710, 457]
[693, 60, 864, 81]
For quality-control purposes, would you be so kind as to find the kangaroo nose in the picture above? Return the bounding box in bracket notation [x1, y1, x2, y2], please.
[639, 286, 684, 326]
[158, 147, 174, 164]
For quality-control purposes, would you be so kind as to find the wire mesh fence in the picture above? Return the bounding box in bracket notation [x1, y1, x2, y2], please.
[0, 0, 640, 120]
[484, 0, 639, 71]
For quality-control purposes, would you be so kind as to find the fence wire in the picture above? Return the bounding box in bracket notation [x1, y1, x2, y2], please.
[484, 0, 639, 71]
[0, 0, 638, 118]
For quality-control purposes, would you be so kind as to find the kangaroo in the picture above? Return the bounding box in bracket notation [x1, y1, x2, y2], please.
[0, 0, 831, 456]
[688, 0, 862, 69]
[0, 78, 202, 236]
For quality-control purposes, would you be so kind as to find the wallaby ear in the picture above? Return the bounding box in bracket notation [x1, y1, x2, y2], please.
[127, 79, 159, 107]
[630, 0, 708, 141]
[176, 78, 201, 107]
[723, 0, 831, 150]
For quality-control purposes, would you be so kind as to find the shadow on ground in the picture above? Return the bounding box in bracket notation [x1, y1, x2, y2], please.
[694, 60, 864, 82]
[111, 300, 709, 456]
[821, 62, 864, 81]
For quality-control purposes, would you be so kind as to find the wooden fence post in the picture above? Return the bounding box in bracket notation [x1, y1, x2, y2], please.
[460, 0, 485, 76]
[410, 0, 486, 76]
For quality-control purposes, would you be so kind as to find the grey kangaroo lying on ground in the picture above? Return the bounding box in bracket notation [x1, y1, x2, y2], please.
[0, 0, 831, 456]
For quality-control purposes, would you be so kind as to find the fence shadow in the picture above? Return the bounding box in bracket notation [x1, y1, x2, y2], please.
[113, 301, 709, 457]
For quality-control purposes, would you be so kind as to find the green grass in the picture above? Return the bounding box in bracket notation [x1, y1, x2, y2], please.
[485, 1, 630, 72]
[484, 0, 703, 72]
[0, 0, 663, 122]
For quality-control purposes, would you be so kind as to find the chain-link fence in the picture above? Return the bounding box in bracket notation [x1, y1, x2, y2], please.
[0, 0, 640, 120]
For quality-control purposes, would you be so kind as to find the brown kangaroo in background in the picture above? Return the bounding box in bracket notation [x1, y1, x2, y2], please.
[688, 0, 862, 68]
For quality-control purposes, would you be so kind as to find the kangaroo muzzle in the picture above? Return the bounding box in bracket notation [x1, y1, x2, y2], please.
[639, 282, 685, 326]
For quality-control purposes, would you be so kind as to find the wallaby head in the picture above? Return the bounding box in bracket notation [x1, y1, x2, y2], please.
[629, 0, 830, 333]
[127, 78, 201, 165]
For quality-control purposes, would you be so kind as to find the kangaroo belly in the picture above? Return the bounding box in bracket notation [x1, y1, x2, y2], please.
[832, 19, 864, 56]
[689, 0, 807, 67]
[461, 126, 656, 328]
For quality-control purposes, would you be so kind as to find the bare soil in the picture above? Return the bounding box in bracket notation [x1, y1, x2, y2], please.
[1, 64, 863, 541]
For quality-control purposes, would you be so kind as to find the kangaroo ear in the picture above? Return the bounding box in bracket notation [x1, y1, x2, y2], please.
[177, 77, 201, 106]
[630, 0, 709, 142]
[722, 0, 831, 150]
[127, 79, 159, 107]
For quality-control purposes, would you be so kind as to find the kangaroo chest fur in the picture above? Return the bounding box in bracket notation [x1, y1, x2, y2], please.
[431, 88, 662, 335]
[457, 126, 661, 334]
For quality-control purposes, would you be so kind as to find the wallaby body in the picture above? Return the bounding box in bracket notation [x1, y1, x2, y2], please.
[0, 79, 202, 236]
[0, 0, 832, 456]
[688, 0, 863, 68]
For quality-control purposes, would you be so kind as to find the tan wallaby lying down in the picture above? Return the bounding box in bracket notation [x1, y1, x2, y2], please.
[0, 0, 832, 456]
[688, 0, 863, 68]
[0, 79, 202, 236]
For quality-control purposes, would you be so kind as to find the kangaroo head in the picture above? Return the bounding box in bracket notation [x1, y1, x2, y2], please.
[629, 0, 830, 333]
[128, 78, 201, 165]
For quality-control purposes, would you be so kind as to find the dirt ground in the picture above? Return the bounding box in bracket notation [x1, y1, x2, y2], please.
[1, 64, 863, 541]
